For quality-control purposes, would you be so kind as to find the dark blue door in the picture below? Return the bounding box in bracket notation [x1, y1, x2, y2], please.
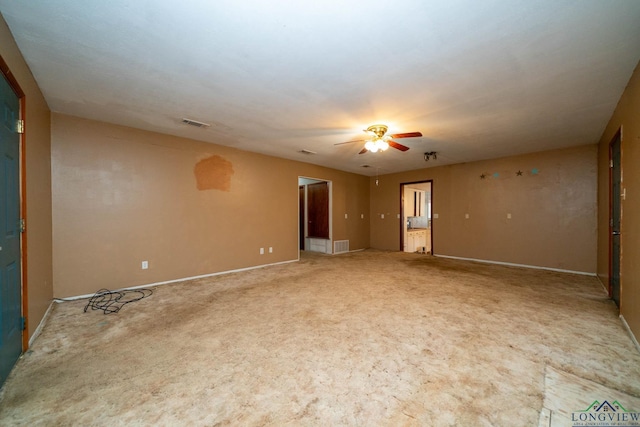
[610, 132, 621, 307]
[0, 72, 22, 387]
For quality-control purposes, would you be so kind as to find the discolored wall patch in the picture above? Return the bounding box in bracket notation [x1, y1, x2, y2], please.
[194, 155, 234, 191]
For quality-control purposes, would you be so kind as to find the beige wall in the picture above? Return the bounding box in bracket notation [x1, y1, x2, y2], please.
[597, 61, 640, 341]
[370, 145, 598, 273]
[0, 16, 53, 341]
[51, 114, 369, 298]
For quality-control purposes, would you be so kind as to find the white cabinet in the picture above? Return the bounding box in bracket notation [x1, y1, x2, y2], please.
[416, 229, 426, 251]
[404, 188, 414, 217]
[407, 229, 427, 252]
[407, 232, 415, 252]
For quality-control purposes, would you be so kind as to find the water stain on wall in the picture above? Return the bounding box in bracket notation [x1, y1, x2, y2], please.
[194, 155, 234, 191]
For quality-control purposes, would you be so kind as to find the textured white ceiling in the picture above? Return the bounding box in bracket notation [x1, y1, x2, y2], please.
[2, 0, 640, 175]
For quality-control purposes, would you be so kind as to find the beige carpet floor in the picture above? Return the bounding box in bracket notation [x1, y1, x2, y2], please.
[539, 366, 640, 427]
[1, 250, 639, 426]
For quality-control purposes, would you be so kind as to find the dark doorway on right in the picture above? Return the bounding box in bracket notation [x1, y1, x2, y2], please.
[609, 130, 622, 308]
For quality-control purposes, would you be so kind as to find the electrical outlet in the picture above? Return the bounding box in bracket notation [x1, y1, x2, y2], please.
[361, 214, 364, 219]
[345, 213, 348, 219]
[269, 247, 273, 253]
[465, 213, 469, 219]
[507, 213, 512, 219]
[260, 248, 264, 255]
[141, 261, 148, 269]
[381, 214, 385, 219]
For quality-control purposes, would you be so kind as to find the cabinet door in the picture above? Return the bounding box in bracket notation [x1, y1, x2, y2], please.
[404, 188, 414, 217]
[419, 231, 426, 248]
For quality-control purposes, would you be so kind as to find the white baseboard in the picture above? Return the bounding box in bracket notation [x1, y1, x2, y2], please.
[620, 314, 640, 354]
[434, 254, 596, 276]
[28, 300, 55, 348]
[331, 248, 365, 256]
[595, 274, 610, 295]
[54, 258, 299, 302]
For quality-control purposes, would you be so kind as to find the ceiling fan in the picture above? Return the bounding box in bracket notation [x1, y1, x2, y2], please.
[334, 124, 422, 154]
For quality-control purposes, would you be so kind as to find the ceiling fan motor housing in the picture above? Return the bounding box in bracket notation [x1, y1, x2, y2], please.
[366, 124, 389, 139]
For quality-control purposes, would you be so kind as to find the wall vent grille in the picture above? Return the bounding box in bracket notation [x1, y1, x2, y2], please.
[334, 240, 349, 254]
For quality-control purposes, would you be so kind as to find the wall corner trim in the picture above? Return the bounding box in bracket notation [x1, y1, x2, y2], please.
[620, 314, 640, 354]
[28, 301, 55, 348]
[595, 274, 609, 295]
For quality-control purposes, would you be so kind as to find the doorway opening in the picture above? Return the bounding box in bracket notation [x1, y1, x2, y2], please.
[400, 180, 433, 254]
[298, 177, 333, 254]
[609, 130, 622, 308]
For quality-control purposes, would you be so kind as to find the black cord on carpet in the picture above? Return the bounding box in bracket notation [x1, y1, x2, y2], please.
[83, 288, 153, 314]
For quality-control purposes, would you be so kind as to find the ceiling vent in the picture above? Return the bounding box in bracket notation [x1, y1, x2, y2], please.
[299, 149, 317, 155]
[182, 118, 211, 128]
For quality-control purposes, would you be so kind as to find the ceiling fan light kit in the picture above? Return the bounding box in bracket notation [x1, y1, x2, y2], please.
[364, 138, 389, 153]
[335, 124, 423, 154]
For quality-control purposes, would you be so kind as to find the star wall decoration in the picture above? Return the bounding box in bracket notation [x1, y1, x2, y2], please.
[480, 169, 537, 180]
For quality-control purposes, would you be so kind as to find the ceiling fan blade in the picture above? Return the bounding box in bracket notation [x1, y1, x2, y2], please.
[389, 132, 422, 139]
[358, 147, 368, 154]
[388, 140, 410, 151]
[334, 139, 365, 146]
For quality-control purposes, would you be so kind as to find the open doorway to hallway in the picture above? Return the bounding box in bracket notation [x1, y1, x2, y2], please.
[299, 177, 333, 254]
[400, 181, 433, 254]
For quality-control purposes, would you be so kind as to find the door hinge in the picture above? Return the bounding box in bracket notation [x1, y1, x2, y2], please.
[16, 119, 24, 134]
[19, 218, 26, 233]
[20, 316, 26, 331]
